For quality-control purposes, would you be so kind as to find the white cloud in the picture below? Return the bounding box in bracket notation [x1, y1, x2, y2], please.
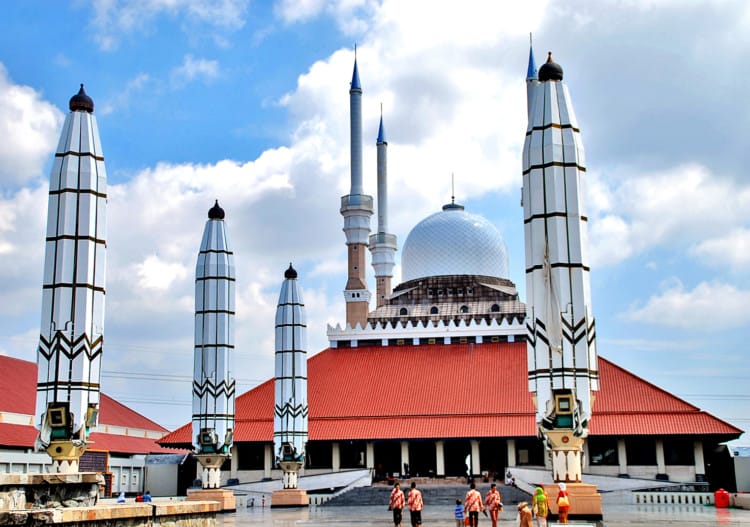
[588, 164, 750, 267]
[89, 0, 249, 50]
[624, 279, 750, 330]
[0, 64, 63, 186]
[135, 255, 190, 290]
[690, 228, 750, 271]
[170, 55, 220, 86]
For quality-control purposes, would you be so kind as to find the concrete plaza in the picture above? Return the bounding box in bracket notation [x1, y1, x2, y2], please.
[218, 503, 750, 527]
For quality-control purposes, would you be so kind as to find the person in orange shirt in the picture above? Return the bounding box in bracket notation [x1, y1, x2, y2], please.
[408, 481, 424, 527]
[389, 482, 406, 527]
[484, 483, 502, 527]
[556, 483, 570, 524]
[464, 482, 484, 527]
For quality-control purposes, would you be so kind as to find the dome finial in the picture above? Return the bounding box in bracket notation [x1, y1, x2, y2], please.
[351, 44, 361, 90]
[538, 51, 563, 82]
[208, 200, 225, 220]
[69, 83, 95, 113]
[285, 262, 298, 279]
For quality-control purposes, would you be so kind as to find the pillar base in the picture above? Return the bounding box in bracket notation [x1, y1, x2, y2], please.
[186, 488, 236, 512]
[271, 489, 309, 508]
[542, 482, 602, 521]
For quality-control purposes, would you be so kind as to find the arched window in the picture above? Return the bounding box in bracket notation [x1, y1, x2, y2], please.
[490, 304, 500, 312]
[399, 307, 408, 316]
[430, 306, 439, 315]
[460, 305, 469, 313]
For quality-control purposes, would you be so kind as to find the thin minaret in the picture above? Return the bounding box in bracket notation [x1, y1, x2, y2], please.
[273, 264, 309, 498]
[192, 200, 236, 490]
[340, 49, 373, 327]
[35, 85, 107, 474]
[526, 33, 539, 118]
[523, 51, 599, 484]
[369, 105, 397, 307]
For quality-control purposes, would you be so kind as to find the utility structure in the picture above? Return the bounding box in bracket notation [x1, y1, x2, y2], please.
[191, 201, 236, 493]
[272, 264, 309, 507]
[340, 51, 374, 327]
[522, 48, 601, 518]
[369, 106, 397, 308]
[35, 85, 107, 474]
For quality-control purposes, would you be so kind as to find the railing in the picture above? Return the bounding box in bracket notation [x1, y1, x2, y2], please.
[632, 491, 713, 505]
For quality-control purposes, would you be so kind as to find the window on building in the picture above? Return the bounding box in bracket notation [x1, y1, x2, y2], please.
[306, 441, 333, 469]
[663, 438, 695, 465]
[399, 307, 408, 316]
[460, 305, 469, 313]
[236, 443, 265, 470]
[430, 306, 439, 315]
[588, 437, 619, 466]
[490, 304, 500, 312]
[625, 437, 656, 465]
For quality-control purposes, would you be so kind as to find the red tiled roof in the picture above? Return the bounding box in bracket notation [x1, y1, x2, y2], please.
[0, 423, 39, 447]
[159, 342, 742, 446]
[0, 355, 37, 414]
[0, 355, 173, 454]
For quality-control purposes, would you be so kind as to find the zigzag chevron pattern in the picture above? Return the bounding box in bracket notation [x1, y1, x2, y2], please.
[528, 315, 595, 349]
[274, 402, 309, 419]
[38, 331, 103, 361]
[192, 379, 236, 398]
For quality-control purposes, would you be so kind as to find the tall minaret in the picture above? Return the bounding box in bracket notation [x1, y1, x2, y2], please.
[192, 200, 236, 490]
[272, 264, 309, 507]
[35, 85, 107, 474]
[340, 50, 374, 327]
[369, 107, 397, 307]
[523, 51, 599, 484]
[526, 34, 539, 118]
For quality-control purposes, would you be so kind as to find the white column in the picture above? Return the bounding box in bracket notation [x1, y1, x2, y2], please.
[470, 440, 480, 476]
[401, 441, 409, 475]
[264, 443, 273, 479]
[506, 439, 516, 468]
[656, 439, 666, 475]
[617, 438, 627, 475]
[694, 440, 705, 476]
[367, 442, 375, 469]
[332, 443, 341, 472]
[435, 441, 445, 477]
[231, 444, 239, 479]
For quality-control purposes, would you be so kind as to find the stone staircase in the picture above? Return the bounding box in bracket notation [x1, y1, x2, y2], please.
[323, 483, 530, 507]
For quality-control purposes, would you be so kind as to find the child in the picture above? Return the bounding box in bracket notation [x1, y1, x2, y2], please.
[455, 499, 465, 527]
[517, 502, 532, 527]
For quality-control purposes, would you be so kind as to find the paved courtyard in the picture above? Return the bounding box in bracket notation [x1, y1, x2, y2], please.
[218, 503, 750, 527]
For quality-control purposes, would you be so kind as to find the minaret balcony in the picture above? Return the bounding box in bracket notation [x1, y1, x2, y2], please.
[340, 194, 374, 213]
[368, 232, 397, 248]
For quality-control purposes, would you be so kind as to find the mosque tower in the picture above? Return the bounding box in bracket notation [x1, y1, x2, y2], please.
[369, 107, 397, 308]
[191, 201, 236, 490]
[522, 51, 599, 485]
[272, 264, 309, 507]
[340, 51, 374, 327]
[35, 85, 107, 474]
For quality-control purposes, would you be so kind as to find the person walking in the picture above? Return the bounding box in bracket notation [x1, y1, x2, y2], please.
[531, 487, 549, 527]
[555, 483, 570, 524]
[389, 482, 406, 527]
[517, 502, 533, 527]
[484, 483, 502, 527]
[408, 481, 424, 527]
[454, 499, 465, 527]
[464, 482, 483, 527]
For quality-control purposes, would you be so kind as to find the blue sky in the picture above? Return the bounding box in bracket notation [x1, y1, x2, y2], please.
[0, 0, 748, 444]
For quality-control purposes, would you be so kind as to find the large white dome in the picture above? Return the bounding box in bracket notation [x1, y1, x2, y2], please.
[401, 203, 509, 282]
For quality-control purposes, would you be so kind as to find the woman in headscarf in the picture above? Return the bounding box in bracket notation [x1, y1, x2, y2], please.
[117, 491, 126, 503]
[555, 483, 570, 524]
[531, 487, 548, 527]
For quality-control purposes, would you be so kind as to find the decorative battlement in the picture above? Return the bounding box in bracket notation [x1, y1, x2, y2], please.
[327, 316, 525, 346]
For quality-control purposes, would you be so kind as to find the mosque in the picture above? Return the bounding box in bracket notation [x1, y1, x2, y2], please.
[158, 49, 742, 491]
